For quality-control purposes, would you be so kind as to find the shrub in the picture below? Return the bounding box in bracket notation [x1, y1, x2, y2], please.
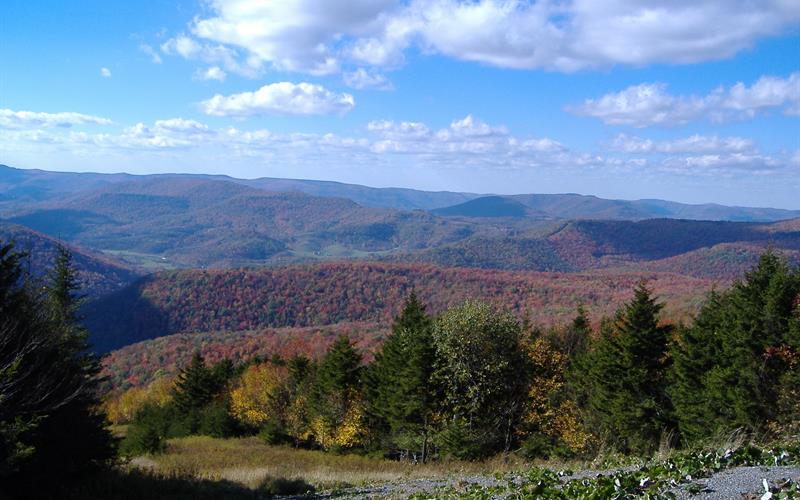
[257, 476, 315, 497]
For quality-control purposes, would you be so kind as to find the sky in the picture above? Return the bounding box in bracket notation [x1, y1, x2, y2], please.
[0, 1, 799, 208]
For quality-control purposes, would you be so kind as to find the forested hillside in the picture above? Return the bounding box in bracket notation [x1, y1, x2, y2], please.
[3, 165, 799, 273]
[85, 262, 715, 352]
[0, 222, 137, 296]
[100, 323, 387, 390]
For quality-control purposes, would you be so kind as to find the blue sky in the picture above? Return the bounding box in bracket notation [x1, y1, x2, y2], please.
[1, 1, 799, 208]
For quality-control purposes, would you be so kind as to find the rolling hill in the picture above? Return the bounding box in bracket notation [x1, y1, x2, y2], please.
[431, 196, 539, 218]
[84, 261, 717, 352]
[0, 222, 138, 297]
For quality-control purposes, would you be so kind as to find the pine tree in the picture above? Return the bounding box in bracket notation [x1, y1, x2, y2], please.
[366, 292, 436, 461]
[582, 284, 672, 453]
[1, 243, 113, 497]
[668, 292, 725, 443]
[671, 251, 800, 441]
[173, 353, 216, 414]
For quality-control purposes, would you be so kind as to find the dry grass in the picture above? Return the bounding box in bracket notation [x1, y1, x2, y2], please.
[134, 436, 540, 490]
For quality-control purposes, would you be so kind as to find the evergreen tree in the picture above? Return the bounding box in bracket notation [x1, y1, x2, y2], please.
[670, 251, 800, 442]
[668, 292, 725, 443]
[581, 284, 672, 453]
[1, 243, 114, 498]
[173, 353, 216, 414]
[366, 292, 436, 461]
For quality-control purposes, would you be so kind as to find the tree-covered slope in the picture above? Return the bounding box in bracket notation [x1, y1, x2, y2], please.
[85, 261, 715, 352]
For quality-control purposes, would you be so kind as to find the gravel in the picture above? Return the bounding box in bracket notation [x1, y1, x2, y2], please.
[321, 466, 800, 499]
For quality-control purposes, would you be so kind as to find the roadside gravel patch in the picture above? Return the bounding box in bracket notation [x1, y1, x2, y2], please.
[670, 466, 799, 499]
[323, 465, 799, 498]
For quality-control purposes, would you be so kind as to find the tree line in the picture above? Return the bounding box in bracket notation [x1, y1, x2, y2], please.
[116, 251, 800, 460]
[1, 242, 798, 498]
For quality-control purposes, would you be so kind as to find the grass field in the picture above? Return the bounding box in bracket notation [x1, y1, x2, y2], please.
[134, 436, 535, 491]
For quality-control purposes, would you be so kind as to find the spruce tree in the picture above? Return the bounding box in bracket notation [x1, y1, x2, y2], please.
[583, 284, 672, 453]
[366, 292, 436, 461]
[671, 251, 800, 441]
[173, 352, 216, 414]
[1, 243, 113, 498]
[668, 292, 725, 443]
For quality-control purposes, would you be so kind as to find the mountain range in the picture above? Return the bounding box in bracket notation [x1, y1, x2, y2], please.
[1, 163, 799, 367]
[2, 164, 799, 272]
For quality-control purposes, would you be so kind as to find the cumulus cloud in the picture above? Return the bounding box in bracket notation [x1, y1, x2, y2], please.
[609, 134, 756, 154]
[366, 115, 563, 158]
[199, 82, 356, 117]
[343, 68, 393, 90]
[166, 0, 799, 76]
[570, 73, 800, 127]
[0, 109, 112, 129]
[197, 66, 227, 82]
[100, 67, 112, 78]
[3, 109, 793, 179]
[161, 34, 260, 77]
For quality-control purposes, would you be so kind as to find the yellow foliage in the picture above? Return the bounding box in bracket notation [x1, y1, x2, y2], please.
[333, 393, 367, 449]
[229, 363, 288, 428]
[523, 337, 592, 453]
[104, 377, 174, 425]
[307, 391, 367, 450]
[286, 394, 313, 442]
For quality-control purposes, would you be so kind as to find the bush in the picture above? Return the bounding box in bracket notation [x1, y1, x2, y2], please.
[258, 419, 289, 446]
[120, 404, 170, 456]
[257, 476, 315, 497]
[199, 401, 237, 438]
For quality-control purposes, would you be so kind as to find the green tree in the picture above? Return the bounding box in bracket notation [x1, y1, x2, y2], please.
[580, 284, 672, 453]
[670, 251, 800, 442]
[173, 353, 217, 414]
[0, 243, 114, 498]
[432, 301, 531, 458]
[366, 292, 437, 461]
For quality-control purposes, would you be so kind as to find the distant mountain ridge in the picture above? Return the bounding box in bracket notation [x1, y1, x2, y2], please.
[2, 164, 798, 221]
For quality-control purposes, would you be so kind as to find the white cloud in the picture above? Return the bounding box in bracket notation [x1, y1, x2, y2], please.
[199, 82, 356, 117]
[170, 0, 800, 76]
[197, 66, 227, 82]
[661, 153, 782, 174]
[3, 110, 793, 180]
[100, 67, 112, 78]
[610, 134, 755, 154]
[139, 44, 163, 64]
[161, 34, 260, 77]
[343, 68, 392, 90]
[571, 73, 800, 127]
[189, 0, 395, 75]
[0, 109, 112, 129]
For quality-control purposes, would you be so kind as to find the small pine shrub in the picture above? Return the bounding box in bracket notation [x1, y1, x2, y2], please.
[257, 476, 315, 497]
[258, 419, 289, 446]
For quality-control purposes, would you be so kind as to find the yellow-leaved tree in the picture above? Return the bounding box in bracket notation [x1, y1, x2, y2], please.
[523, 337, 592, 454]
[229, 363, 289, 429]
[105, 376, 174, 425]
